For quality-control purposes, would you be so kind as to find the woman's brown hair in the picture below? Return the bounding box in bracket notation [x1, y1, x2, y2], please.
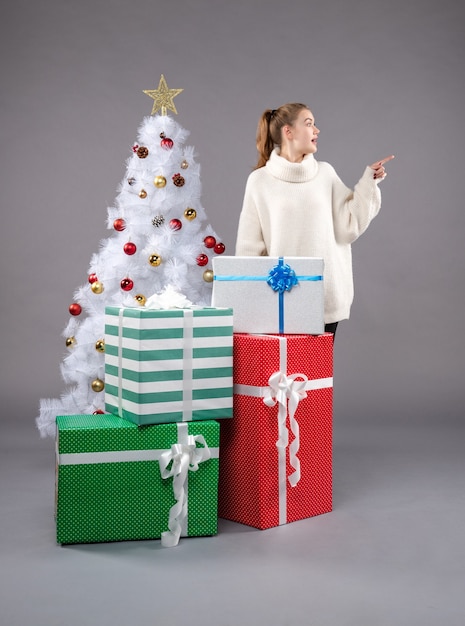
[255, 103, 309, 169]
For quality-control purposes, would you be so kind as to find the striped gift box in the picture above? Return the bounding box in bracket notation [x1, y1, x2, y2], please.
[104, 306, 233, 426]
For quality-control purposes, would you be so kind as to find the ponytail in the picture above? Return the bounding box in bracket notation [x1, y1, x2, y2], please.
[255, 109, 277, 169]
[254, 103, 309, 169]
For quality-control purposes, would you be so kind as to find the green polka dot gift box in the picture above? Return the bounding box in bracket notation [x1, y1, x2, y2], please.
[55, 414, 219, 546]
[104, 306, 233, 426]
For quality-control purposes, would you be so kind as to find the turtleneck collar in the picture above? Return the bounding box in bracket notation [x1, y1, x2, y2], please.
[266, 148, 319, 183]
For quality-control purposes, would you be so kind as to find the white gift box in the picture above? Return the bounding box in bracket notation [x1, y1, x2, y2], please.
[211, 256, 324, 335]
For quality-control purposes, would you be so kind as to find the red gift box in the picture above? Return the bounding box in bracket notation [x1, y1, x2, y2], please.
[218, 333, 333, 529]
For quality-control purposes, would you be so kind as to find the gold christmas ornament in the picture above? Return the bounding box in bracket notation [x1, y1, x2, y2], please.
[203, 269, 214, 283]
[148, 254, 162, 267]
[91, 281, 104, 294]
[184, 207, 197, 220]
[91, 378, 105, 393]
[143, 74, 184, 116]
[65, 336, 76, 348]
[154, 175, 167, 188]
[134, 294, 147, 306]
[95, 339, 105, 353]
[181, 159, 189, 169]
[139, 189, 147, 199]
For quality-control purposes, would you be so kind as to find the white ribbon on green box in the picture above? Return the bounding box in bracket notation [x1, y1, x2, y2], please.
[158, 423, 212, 547]
[234, 336, 333, 526]
[57, 422, 218, 547]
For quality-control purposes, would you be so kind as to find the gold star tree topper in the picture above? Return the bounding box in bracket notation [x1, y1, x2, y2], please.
[143, 75, 184, 116]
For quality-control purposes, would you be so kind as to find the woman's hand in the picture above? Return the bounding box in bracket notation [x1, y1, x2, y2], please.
[370, 155, 395, 180]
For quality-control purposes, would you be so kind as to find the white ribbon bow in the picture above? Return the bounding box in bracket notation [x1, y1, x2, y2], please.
[159, 433, 211, 547]
[263, 371, 309, 487]
[145, 284, 193, 310]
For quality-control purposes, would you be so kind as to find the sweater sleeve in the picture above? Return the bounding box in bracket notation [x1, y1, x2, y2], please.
[331, 165, 382, 245]
[235, 176, 267, 256]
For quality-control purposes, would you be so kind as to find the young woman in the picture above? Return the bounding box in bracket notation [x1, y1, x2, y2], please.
[235, 103, 394, 338]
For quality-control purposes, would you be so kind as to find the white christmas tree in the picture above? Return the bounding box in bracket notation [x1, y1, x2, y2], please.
[37, 75, 226, 437]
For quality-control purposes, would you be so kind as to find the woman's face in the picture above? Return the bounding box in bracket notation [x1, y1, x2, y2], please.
[286, 109, 320, 155]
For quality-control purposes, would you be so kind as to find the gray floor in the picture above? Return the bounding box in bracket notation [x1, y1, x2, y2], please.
[1, 409, 464, 626]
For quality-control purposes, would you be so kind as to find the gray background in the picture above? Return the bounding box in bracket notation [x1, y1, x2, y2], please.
[1, 0, 464, 421]
[1, 0, 464, 624]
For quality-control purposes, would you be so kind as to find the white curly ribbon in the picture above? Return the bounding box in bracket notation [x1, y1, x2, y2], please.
[263, 369, 309, 489]
[159, 423, 212, 547]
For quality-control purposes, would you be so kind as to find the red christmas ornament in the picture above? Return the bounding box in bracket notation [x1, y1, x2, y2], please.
[120, 278, 134, 291]
[88, 273, 98, 284]
[214, 242, 226, 254]
[204, 235, 216, 248]
[161, 137, 174, 150]
[169, 218, 182, 231]
[93, 409, 105, 415]
[196, 254, 209, 267]
[113, 218, 126, 232]
[69, 303, 82, 316]
[123, 242, 137, 255]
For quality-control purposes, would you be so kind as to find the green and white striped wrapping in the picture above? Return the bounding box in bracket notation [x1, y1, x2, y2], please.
[104, 306, 233, 426]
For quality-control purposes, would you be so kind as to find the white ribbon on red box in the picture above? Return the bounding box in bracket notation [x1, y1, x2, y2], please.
[234, 335, 333, 526]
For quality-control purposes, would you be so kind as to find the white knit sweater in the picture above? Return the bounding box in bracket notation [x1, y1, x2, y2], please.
[235, 149, 382, 323]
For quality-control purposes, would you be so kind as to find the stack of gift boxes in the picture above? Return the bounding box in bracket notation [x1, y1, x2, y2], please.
[55, 305, 234, 548]
[55, 256, 333, 547]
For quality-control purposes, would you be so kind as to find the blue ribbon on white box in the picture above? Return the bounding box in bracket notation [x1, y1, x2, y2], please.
[213, 257, 323, 333]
